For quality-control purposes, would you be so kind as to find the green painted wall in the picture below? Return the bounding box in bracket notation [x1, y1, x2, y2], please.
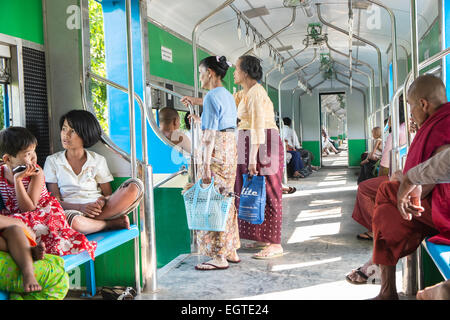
[154, 188, 191, 268]
[267, 85, 279, 112]
[348, 139, 367, 167]
[148, 22, 238, 94]
[0, 0, 44, 44]
[302, 140, 320, 167]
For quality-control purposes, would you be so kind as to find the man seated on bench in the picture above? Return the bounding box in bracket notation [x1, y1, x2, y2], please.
[365, 74, 450, 300]
[397, 146, 450, 300]
[282, 117, 311, 178]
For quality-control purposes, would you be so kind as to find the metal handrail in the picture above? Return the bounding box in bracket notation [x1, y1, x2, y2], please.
[278, 49, 318, 183]
[243, 7, 297, 56]
[367, 0, 399, 92]
[402, 47, 450, 148]
[332, 59, 375, 151]
[317, 3, 384, 109]
[265, 44, 309, 91]
[146, 81, 195, 160]
[153, 166, 188, 189]
[229, 3, 287, 65]
[327, 43, 376, 137]
[193, 0, 235, 100]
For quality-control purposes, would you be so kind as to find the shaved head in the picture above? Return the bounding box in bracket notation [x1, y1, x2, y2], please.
[407, 74, 448, 126]
[407, 74, 447, 108]
[158, 107, 179, 125]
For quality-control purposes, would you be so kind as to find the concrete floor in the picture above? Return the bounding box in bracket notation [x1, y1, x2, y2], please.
[136, 148, 410, 300]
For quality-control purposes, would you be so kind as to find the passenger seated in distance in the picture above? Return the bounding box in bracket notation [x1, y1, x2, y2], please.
[44, 110, 144, 235]
[158, 107, 192, 154]
[357, 126, 382, 184]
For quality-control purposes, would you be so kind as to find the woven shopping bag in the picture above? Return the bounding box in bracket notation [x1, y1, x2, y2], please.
[238, 174, 266, 224]
[183, 177, 233, 232]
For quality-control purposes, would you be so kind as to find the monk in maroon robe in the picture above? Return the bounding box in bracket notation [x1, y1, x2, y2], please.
[370, 74, 450, 300]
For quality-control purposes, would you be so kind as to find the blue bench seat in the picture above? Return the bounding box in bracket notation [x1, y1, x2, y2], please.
[422, 238, 450, 280]
[0, 225, 139, 300]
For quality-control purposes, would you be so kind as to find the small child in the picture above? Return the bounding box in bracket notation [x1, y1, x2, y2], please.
[0, 126, 96, 259]
[44, 110, 144, 235]
[0, 216, 45, 292]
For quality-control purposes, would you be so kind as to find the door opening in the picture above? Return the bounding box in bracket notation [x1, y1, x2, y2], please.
[319, 92, 348, 167]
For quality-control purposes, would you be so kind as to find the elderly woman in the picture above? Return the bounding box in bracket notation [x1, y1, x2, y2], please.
[181, 55, 240, 270]
[233, 55, 284, 259]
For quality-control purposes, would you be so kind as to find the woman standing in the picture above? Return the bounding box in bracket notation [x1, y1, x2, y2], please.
[233, 55, 284, 259]
[181, 56, 240, 270]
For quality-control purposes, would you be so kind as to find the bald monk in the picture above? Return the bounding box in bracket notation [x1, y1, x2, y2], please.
[369, 74, 450, 300]
[158, 107, 192, 154]
[396, 147, 450, 300]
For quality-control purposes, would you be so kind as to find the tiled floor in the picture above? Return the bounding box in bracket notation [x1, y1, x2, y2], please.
[136, 156, 410, 300]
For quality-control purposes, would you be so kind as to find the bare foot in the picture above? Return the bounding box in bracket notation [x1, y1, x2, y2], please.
[417, 281, 450, 300]
[243, 241, 270, 249]
[22, 269, 42, 293]
[30, 242, 45, 261]
[253, 244, 283, 259]
[195, 258, 229, 270]
[226, 250, 240, 263]
[106, 215, 130, 230]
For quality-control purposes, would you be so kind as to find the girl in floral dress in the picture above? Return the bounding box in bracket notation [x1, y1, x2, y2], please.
[0, 126, 96, 259]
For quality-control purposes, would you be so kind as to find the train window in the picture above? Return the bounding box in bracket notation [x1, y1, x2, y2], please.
[88, 0, 109, 134]
[0, 84, 4, 130]
[0, 55, 10, 129]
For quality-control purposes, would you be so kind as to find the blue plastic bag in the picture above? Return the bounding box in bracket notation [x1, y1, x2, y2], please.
[238, 174, 266, 224]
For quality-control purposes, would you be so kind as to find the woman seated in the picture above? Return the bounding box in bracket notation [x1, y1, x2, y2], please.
[357, 127, 382, 184]
[44, 110, 144, 235]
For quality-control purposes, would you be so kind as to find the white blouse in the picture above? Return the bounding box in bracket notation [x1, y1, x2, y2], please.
[43, 150, 114, 204]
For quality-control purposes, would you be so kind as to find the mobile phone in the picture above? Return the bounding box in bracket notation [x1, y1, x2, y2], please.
[12, 165, 39, 174]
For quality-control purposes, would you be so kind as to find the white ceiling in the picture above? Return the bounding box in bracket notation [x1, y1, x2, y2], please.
[147, 0, 438, 90]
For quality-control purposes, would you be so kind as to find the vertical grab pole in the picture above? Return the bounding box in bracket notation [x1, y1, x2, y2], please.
[144, 164, 157, 292]
[402, 0, 421, 296]
[125, 0, 140, 294]
[278, 49, 317, 184]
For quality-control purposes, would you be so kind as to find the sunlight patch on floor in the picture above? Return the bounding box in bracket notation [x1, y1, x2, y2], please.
[317, 180, 347, 187]
[235, 271, 404, 300]
[287, 222, 341, 243]
[295, 207, 342, 222]
[270, 257, 342, 272]
[308, 199, 343, 207]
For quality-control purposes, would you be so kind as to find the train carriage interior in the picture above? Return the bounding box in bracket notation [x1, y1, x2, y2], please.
[0, 0, 449, 302]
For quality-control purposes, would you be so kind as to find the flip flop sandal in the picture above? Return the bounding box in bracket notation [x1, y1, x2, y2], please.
[283, 187, 297, 194]
[356, 232, 373, 241]
[226, 258, 241, 264]
[345, 267, 369, 285]
[252, 250, 284, 260]
[242, 242, 269, 250]
[101, 286, 137, 300]
[195, 262, 229, 271]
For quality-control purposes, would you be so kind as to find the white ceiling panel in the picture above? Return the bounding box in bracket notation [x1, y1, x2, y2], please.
[147, 0, 439, 89]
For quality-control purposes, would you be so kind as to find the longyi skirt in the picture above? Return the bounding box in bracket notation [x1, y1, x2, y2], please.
[234, 129, 284, 244]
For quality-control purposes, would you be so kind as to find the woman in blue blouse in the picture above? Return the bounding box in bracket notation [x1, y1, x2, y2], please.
[182, 56, 240, 270]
